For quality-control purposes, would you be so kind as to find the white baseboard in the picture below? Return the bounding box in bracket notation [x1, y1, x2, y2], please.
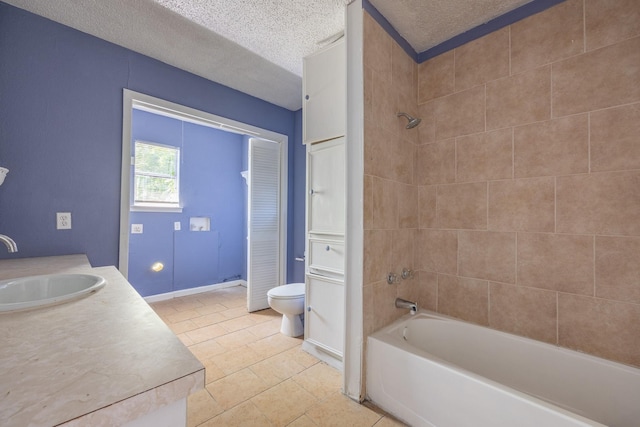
[302, 340, 344, 371]
[144, 280, 247, 303]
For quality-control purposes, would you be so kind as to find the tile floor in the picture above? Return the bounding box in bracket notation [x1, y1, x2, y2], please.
[150, 285, 405, 427]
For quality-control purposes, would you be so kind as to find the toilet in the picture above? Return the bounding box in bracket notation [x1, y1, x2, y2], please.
[267, 283, 305, 337]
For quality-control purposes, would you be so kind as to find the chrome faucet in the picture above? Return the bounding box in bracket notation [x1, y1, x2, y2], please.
[0, 234, 18, 253]
[395, 297, 418, 315]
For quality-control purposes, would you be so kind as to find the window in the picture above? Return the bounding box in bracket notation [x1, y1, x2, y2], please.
[133, 141, 180, 208]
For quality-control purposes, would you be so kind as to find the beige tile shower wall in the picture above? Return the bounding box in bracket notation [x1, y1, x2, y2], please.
[363, 0, 640, 368]
[362, 11, 419, 338]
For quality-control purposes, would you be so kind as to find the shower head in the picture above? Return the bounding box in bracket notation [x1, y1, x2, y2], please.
[396, 112, 422, 129]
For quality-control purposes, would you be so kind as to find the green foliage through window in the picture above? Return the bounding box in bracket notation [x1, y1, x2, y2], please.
[134, 141, 180, 205]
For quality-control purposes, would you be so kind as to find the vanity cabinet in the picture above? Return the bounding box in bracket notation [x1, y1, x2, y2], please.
[302, 38, 346, 144]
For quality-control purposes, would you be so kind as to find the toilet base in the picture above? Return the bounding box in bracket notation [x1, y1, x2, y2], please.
[280, 313, 304, 337]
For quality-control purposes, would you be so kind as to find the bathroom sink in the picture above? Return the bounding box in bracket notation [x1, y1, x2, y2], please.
[0, 273, 106, 313]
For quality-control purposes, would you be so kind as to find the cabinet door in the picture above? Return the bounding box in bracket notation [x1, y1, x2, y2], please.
[303, 39, 345, 144]
[305, 275, 344, 357]
[307, 137, 345, 234]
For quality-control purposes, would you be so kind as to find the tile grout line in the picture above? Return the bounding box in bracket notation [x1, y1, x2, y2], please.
[554, 176, 557, 234]
[508, 25, 512, 76]
[486, 180, 489, 231]
[511, 127, 515, 179]
[515, 232, 518, 287]
[556, 291, 560, 345]
[593, 235, 596, 298]
[587, 112, 591, 173]
[582, 0, 587, 53]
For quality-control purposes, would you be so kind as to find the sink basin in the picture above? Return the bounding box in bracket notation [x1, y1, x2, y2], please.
[0, 273, 106, 313]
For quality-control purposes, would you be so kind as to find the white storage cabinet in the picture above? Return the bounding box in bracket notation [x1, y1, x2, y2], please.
[303, 38, 346, 144]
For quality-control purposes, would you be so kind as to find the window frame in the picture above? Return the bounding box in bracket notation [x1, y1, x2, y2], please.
[131, 140, 182, 212]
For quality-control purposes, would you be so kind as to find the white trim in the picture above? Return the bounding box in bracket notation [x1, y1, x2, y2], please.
[119, 89, 288, 288]
[344, 0, 365, 402]
[302, 340, 344, 371]
[306, 231, 345, 237]
[133, 102, 261, 136]
[130, 205, 183, 213]
[143, 280, 247, 303]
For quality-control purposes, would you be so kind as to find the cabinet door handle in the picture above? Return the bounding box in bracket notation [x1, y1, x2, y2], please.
[305, 95, 310, 100]
[307, 306, 312, 312]
[326, 245, 331, 251]
[309, 189, 315, 195]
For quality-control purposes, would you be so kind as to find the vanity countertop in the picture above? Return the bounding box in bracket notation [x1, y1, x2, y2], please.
[0, 254, 94, 280]
[0, 255, 204, 426]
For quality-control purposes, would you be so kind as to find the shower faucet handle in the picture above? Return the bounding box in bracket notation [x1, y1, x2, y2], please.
[387, 272, 400, 285]
[401, 268, 414, 280]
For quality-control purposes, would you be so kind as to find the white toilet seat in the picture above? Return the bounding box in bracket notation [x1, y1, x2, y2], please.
[267, 283, 304, 299]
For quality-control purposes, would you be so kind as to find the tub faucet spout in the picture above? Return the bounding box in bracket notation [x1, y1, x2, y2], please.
[395, 297, 418, 315]
[0, 234, 17, 253]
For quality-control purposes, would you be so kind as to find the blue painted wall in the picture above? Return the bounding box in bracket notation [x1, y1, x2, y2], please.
[0, 2, 305, 286]
[128, 110, 246, 296]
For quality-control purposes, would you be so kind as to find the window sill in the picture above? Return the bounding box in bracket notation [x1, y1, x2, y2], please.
[131, 204, 183, 213]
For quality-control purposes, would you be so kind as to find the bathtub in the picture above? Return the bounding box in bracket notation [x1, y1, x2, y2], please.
[367, 311, 640, 427]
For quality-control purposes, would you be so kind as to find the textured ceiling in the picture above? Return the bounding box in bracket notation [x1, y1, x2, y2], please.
[3, 0, 534, 111]
[153, 0, 347, 77]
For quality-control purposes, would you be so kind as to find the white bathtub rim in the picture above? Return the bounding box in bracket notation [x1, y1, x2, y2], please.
[366, 310, 632, 427]
[374, 309, 640, 375]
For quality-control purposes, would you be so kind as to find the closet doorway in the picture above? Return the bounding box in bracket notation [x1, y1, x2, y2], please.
[118, 89, 288, 311]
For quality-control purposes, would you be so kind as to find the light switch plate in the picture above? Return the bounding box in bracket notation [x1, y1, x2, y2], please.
[131, 224, 143, 234]
[174, 221, 181, 231]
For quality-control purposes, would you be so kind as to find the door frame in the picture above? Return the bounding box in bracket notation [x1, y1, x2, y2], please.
[119, 89, 288, 291]
[344, 0, 365, 400]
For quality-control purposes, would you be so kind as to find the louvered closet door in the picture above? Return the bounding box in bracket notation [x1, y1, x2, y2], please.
[247, 138, 282, 312]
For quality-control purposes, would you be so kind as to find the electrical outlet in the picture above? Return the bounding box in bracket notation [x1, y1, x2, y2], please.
[56, 212, 72, 230]
[131, 224, 143, 234]
[174, 221, 181, 231]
